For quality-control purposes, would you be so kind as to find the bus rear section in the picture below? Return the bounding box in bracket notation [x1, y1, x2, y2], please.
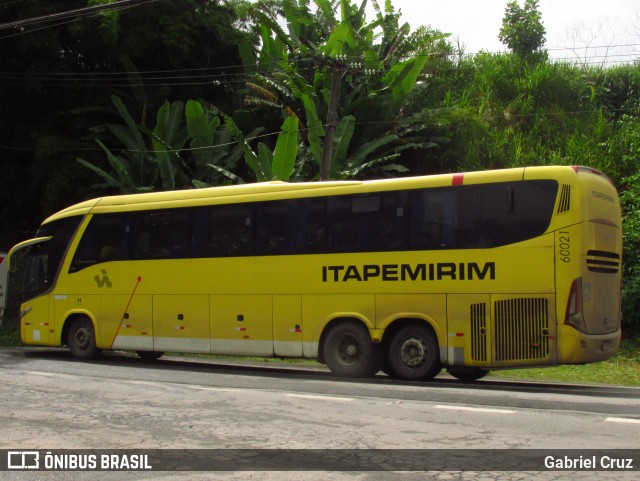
[556, 167, 622, 363]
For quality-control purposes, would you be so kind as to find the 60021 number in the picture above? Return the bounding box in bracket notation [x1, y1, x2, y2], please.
[559, 231, 570, 263]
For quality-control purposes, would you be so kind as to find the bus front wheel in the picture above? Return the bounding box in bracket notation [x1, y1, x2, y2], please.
[323, 321, 380, 378]
[387, 324, 441, 381]
[67, 318, 99, 360]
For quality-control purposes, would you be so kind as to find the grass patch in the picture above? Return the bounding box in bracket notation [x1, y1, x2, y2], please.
[0, 325, 21, 347]
[489, 338, 640, 386]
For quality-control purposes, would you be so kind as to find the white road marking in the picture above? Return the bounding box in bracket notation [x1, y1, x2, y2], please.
[187, 385, 245, 393]
[286, 393, 354, 402]
[605, 417, 640, 425]
[435, 404, 516, 414]
[25, 371, 58, 377]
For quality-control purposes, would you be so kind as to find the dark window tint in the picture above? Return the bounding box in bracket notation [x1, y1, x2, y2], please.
[70, 214, 127, 271]
[256, 201, 298, 255]
[132, 210, 190, 259]
[15, 216, 83, 297]
[304, 199, 328, 253]
[65, 179, 559, 270]
[305, 192, 405, 254]
[195, 204, 253, 257]
[409, 180, 557, 249]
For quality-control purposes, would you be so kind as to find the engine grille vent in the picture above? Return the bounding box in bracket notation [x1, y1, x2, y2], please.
[557, 184, 571, 214]
[470, 303, 488, 362]
[586, 250, 620, 274]
[495, 298, 549, 362]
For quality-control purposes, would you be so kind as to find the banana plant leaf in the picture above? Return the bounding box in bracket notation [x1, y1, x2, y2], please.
[272, 115, 299, 181]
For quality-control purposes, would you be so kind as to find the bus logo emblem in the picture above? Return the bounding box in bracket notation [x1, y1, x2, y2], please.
[94, 270, 112, 288]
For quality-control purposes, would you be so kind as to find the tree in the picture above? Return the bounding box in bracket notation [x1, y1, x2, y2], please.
[240, 0, 449, 180]
[498, 0, 546, 58]
[0, 0, 250, 248]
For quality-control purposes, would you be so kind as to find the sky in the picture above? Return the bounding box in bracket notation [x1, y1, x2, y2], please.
[366, 0, 640, 65]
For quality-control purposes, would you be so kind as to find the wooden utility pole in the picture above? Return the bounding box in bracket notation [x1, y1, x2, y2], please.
[319, 63, 344, 181]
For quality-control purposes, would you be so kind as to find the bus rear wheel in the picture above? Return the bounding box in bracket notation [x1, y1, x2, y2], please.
[447, 367, 490, 382]
[323, 321, 380, 378]
[67, 318, 99, 360]
[387, 324, 441, 381]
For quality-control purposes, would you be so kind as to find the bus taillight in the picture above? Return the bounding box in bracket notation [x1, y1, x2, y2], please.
[565, 277, 587, 333]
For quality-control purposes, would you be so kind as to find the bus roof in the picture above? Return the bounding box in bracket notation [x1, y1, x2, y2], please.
[42, 165, 599, 224]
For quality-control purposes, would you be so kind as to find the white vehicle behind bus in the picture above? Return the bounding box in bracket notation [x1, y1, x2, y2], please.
[0, 252, 7, 320]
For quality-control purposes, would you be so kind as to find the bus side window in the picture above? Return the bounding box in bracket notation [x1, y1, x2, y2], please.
[410, 189, 458, 249]
[256, 201, 297, 255]
[199, 204, 254, 257]
[303, 199, 328, 253]
[327, 196, 361, 252]
[473, 181, 557, 247]
[70, 214, 125, 272]
[369, 192, 406, 251]
[131, 210, 190, 260]
[304, 193, 404, 254]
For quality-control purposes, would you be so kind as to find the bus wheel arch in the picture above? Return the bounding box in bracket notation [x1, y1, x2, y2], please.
[64, 315, 100, 360]
[383, 318, 442, 381]
[320, 317, 381, 378]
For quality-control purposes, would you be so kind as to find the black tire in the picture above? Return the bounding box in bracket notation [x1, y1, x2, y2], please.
[387, 324, 441, 381]
[447, 367, 490, 382]
[67, 318, 99, 360]
[323, 321, 380, 378]
[137, 351, 164, 361]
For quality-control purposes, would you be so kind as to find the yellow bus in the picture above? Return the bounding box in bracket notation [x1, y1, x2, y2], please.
[7, 165, 622, 381]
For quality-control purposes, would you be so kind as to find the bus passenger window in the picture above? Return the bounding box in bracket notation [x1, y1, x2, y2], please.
[410, 189, 458, 249]
[70, 214, 125, 271]
[200, 205, 253, 257]
[327, 196, 360, 251]
[368, 193, 406, 251]
[131, 210, 190, 259]
[307, 193, 404, 254]
[256, 201, 297, 255]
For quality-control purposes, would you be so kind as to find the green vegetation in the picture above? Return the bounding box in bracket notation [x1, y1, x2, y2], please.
[491, 340, 640, 386]
[499, 0, 546, 59]
[0, 326, 20, 347]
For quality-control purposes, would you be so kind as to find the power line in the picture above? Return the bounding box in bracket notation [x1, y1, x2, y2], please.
[1, 104, 638, 154]
[0, 44, 638, 76]
[0, 54, 637, 90]
[0, 0, 160, 31]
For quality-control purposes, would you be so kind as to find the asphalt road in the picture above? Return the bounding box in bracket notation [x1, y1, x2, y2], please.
[0, 347, 639, 481]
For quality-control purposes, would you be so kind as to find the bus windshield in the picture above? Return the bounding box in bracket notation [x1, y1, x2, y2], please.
[9, 216, 82, 304]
